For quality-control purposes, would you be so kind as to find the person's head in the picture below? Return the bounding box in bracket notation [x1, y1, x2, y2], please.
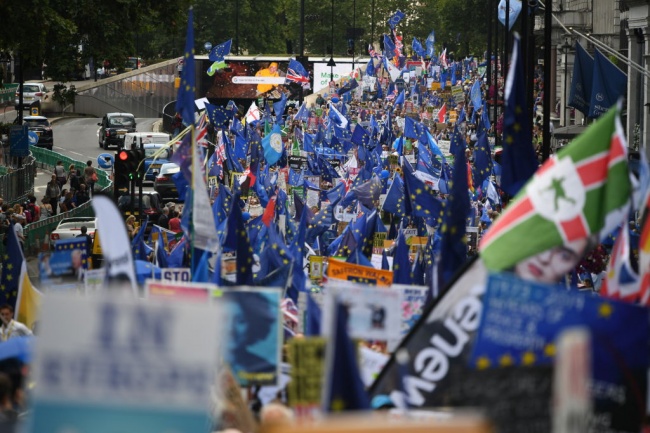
[56, 160, 62, 166]
[69, 164, 75, 172]
[260, 403, 295, 425]
[0, 305, 13, 325]
[514, 236, 596, 284]
[162, 207, 169, 216]
[80, 225, 87, 234]
[86, 160, 92, 167]
[50, 174, 57, 183]
[126, 215, 135, 225]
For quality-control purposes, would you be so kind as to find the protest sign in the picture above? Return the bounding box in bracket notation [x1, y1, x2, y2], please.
[323, 280, 401, 341]
[287, 337, 327, 415]
[28, 294, 221, 433]
[309, 256, 324, 281]
[470, 273, 648, 433]
[359, 346, 389, 387]
[212, 288, 282, 386]
[327, 258, 393, 286]
[392, 284, 428, 336]
[161, 267, 192, 282]
[146, 280, 216, 301]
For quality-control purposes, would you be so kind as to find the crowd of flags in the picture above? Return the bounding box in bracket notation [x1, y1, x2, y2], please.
[0, 4, 645, 418]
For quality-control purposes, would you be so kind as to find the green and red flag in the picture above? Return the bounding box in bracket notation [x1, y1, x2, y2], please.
[480, 103, 630, 271]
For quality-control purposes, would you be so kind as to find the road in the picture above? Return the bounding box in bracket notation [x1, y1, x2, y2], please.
[50, 117, 159, 163]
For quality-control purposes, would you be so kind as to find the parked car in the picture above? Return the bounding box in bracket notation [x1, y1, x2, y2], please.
[50, 217, 97, 246]
[98, 113, 136, 150]
[15, 82, 48, 110]
[153, 162, 182, 200]
[23, 116, 53, 150]
[117, 191, 164, 225]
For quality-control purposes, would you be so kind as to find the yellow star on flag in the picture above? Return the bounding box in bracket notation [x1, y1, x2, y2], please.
[522, 351, 536, 366]
[476, 356, 491, 370]
[598, 302, 613, 318]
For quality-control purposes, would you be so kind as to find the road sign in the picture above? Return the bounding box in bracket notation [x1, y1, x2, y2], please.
[97, 153, 114, 169]
[10, 125, 29, 157]
[28, 131, 39, 146]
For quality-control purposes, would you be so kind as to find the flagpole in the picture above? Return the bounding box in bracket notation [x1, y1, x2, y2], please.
[190, 123, 196, 275]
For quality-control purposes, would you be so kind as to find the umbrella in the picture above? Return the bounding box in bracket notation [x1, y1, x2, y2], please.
[0, 336, 33, 363]
[135, 260, 162, 285]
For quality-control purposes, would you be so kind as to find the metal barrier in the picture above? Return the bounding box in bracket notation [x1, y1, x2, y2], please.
[2, 147, 113, 258]
[0, 154, 36, 205]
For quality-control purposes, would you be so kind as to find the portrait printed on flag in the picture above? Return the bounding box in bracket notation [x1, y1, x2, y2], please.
[219, 289, 282, 386]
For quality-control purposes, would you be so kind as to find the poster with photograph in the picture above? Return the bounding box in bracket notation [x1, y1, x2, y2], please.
[213, 288, 283, 386]
[322, 280, 401, 341]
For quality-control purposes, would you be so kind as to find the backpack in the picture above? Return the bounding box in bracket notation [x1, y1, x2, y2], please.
[24, 208, 33, 224]
[30, 204, 40, 222]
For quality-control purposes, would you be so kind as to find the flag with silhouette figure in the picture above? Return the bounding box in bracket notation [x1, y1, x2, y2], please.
[480, 103, 630, 271]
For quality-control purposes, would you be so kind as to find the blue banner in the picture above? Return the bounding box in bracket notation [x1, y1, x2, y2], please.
[568, 42, 594, 116]
[497, 0, 522, 30]
[471, 273, 648, 433]
[588, 49, 627, 118]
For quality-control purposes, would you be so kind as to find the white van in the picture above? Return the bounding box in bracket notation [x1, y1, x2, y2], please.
[123, 132, 171, 151]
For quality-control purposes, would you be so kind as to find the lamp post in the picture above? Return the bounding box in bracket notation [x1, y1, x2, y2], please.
[559, 38, 572, 127]
[352, 0, 356, 72]
[329, 0, 335, 81]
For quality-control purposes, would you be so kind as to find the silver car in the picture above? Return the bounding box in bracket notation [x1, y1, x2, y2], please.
[50, 217, 97, 247]
[15, 82, 48, 110]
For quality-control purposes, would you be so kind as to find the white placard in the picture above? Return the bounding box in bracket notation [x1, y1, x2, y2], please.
[323, 280, 402, 341]
[161, 267, 192, 282]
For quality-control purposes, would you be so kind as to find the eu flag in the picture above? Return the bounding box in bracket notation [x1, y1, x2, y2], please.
[392, 230, 413, 284]
[412, 37, 426, 58]
[0, 225, 22, 308]
[323, 301, 371, 412]
[209, 39, 232, 62]
[387, 10, 405, 29]
[382, 174, 406, 218]
[501, 33, 539, 196]
[472, 131, 492, 187]
[175, 8, 196, 126]
[438, 147, 470, 287]
[425, 30, 436, 59]
[402, 161, 443, 219]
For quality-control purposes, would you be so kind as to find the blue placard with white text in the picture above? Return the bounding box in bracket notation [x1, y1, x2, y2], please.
[471, 272, 649, 433]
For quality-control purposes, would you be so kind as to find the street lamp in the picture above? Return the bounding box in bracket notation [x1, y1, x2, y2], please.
[559, 38, 572, 127]
[329, 0, 335, 81]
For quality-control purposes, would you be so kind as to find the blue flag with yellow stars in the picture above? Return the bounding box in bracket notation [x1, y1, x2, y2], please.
[402, 161, 443, 220]
[323, 301, 371, 412]
[471, 272, 648, 432]
[382, 173, 406, 218]
[0, 225, 22, 308]
[501, 34, 539, 196]
[472, 131, 493, 187]
[205, 102, 230, 127]
[437, 146, 470, 287]
[392, 229, 413, 285]
[131, 216, 151, 261]
[175, 8, 196, 126]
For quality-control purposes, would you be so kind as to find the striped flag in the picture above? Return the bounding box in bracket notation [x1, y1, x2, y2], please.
[601, 223, 639, 301]
[196, 112, 209, 148]
[480, 103, 631, 271]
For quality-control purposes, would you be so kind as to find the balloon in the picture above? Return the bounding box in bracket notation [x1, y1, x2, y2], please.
[242, 212, 251, 221]
[380, 169, 390, 179]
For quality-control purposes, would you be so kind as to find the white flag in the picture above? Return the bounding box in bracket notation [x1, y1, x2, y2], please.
[245, 101, 260, 123]
[192, 133, 219, 251]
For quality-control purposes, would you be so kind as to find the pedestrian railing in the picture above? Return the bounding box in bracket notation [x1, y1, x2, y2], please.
[0, 154, 36, 205]
[0, 147, 113, 258]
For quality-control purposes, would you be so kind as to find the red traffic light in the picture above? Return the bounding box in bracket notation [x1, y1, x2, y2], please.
[118, 150, 129, 161]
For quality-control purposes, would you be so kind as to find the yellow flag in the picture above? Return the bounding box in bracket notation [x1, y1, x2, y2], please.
[16, 264, 42, 331]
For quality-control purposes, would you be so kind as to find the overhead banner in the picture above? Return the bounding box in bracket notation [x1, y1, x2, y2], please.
[313, 62, 355, 93]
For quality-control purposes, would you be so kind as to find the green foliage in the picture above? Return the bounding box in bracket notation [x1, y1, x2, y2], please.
[52, 84, 77, 113]
[0, 0, 490, 71]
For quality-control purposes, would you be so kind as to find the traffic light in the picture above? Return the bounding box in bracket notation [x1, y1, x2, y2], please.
[113, 149, 138, 200]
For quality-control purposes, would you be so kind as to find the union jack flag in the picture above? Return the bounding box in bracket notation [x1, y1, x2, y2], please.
[196, 112, 209, 148]
[286, 58, 310, 89]
[392, 28, 403, 57]
[368, 44, 381, 59]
